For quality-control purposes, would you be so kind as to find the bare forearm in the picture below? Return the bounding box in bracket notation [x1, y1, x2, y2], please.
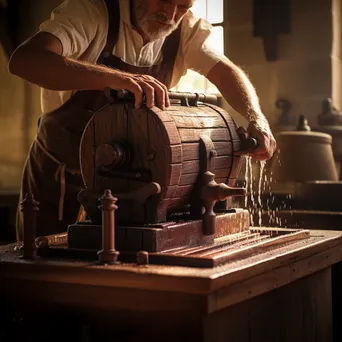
[208, 58, 276, 160]
[9, 48, 120, 91]
[207, 59, 266, 123]
[8, 39, 170, 109]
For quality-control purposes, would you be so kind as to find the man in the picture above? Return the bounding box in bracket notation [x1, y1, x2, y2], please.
[9, 0, 276, 241]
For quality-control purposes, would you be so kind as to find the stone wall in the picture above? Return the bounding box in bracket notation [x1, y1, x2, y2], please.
[223, 0, 333, 131]
[333, 0, 342, 109]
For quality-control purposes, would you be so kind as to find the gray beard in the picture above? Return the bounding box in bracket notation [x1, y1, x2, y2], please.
[132, 0, 181, 41]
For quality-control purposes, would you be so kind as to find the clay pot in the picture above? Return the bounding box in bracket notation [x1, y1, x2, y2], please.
[314, 126, 342, 162]
[271, 131, 338, 182]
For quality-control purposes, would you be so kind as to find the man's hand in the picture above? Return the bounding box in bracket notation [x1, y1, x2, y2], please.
[109, 72, 170, 110]
[207, 59, 277, 160]
[245, 120, 277, 160]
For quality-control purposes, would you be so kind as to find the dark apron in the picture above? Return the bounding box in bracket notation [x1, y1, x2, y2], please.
[16, 0, 181, 241]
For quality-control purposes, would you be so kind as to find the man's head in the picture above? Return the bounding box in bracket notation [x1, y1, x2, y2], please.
[132, 0, 194, 41]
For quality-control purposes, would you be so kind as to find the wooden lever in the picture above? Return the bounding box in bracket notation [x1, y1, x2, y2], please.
[115, 182, 161, 203]
[78, 182, 161, 206]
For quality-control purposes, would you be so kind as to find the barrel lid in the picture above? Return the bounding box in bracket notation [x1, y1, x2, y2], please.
[275, 131, 332, 143]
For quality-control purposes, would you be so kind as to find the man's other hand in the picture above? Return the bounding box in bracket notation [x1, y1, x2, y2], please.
[246, 120, 277, 160]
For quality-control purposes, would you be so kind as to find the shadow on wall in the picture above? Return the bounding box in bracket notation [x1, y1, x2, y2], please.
[0, 0, 62, 242]
[0, 0, 62, 190]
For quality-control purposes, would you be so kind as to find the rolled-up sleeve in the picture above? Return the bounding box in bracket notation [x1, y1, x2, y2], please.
[39, 0, 103, 58]
[180, 12, 223, 76]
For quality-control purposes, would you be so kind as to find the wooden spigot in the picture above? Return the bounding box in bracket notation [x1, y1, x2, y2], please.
[200, 172, 246, 235]
[20, 193, 39, 259]
[97, 189, 120, 264]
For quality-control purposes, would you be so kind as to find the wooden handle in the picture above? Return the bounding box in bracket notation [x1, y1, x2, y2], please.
[116, 182, 161, 203]
[78, 182, 161, 206]
[109, 89, 218, 106]
[240, 137, 259, 152]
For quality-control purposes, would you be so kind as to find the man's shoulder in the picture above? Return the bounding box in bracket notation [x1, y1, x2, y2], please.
[60, 0, 105, 9]
[74, 0, 106, 8]
[70, 0, 107, 16]
[180, 10, 212, 40]
[182, 11, 212, 31]
[82, 0, 105, 6]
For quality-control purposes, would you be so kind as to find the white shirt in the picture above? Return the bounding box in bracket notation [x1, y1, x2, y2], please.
[39, 0, 222, 113]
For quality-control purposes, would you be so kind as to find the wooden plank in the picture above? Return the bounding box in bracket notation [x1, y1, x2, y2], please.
[182, 143, 200, 160]
[170, 145, 182, 163]
[160, 196, 190, 210]
[167, 106, 218, 117]
[206, 230, 310, 261]
[146, 112, 171, 187]
[229, 156, 243, 179]
[224, 118, 240, 140]
[182, 141, 241, 161]
[168, 164, 182, 185]
[163, 121, 181, 145]
[164, 185, 193, 198]
[203, 298, 250, 342]
[178, 128, 231, 142]
[332, 262, 342, 340]
[163, 186, 176, 198]
[179, 173, 198, 186]
[2, 230, 342, 304]
[171, 115, 226, 128]
[215, 169, 229, 178]
[202, 104, 240, 140]
[127, 107, 151, 223]
[302, 268, 332, 341]
[182, 160, 200, 174]
[214, 156, 233, 169]
[248, 279, 283, 342]
[152, 107, 173, 122]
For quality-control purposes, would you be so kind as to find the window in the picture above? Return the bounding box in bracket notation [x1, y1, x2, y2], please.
[172, 0, 224, 94]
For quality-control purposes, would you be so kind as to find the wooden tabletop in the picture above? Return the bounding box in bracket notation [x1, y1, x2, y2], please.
[1, 229, 342, 314]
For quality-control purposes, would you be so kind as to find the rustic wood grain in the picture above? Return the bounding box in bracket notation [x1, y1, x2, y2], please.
[1, 230, 341, 342]
[80, 102, 244, 223]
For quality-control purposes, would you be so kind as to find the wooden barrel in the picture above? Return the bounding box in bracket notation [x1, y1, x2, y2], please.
[80, 101, 244, 224]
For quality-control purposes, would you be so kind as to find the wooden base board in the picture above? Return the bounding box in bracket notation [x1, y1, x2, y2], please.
[3, 229, 341, 342]
[67, 209, 250, 252]
[38, 227, 310, 268]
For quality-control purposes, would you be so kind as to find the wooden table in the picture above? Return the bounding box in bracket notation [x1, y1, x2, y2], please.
[1, 229, 342, 342]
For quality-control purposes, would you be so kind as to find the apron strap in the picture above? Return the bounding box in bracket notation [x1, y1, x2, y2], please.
[98, 0, 120, 64]
[98, 0, 182, 88]
[35, 138, 81, 221]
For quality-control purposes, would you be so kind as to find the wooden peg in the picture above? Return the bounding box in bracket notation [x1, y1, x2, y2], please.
[137, 251, 149, 266]
[97, 189, 120, 264]
[20, 193, 39, 259]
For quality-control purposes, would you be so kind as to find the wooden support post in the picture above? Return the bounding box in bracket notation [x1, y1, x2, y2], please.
[20, 193, 39, 259]
[97, 189, 119, 264]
